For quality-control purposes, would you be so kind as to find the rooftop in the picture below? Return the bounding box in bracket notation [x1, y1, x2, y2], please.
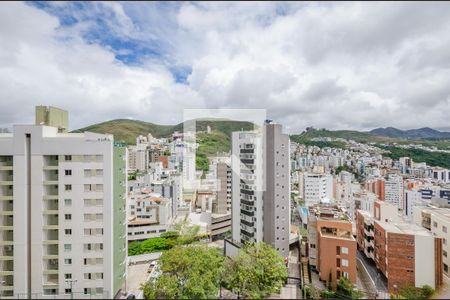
[376, 220, 433, 236]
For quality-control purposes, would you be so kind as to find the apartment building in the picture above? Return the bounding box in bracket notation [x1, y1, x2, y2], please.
[0, 107, 127, 298]
[385, 174, 404, 209]
[365, 177, 385, 201]
[128, 143, 148, 172]
[414, 206, 450, 276]
[374, 220, 442, 292]
[215, 161, 232, 214]
[304, 173, 333, 207]
[357, 199, 442, 292]
[127, 190, 172, 242]
[231, 121, 290, 257]
[307, 205, 357, 289]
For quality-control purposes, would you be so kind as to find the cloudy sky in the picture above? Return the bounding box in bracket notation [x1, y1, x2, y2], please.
[1, 1, 450, 133]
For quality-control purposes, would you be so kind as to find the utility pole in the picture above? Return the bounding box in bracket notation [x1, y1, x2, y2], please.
[65, 279, 77, 300]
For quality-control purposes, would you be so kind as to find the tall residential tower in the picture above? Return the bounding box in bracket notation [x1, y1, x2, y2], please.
[0, 107, 127, 298]
[231, 121, 290, 257]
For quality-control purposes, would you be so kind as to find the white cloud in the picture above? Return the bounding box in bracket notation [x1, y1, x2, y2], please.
[1, 1, 450, 133]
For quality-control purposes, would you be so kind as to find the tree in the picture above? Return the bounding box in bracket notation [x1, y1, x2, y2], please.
[173, 217, 201, 245]
[141, 244, 224, 299]
[420, 285, 434, 299]
[397, 285, 435, 300]
[222, 242, 288, 299]
[336, 276, 363, 299]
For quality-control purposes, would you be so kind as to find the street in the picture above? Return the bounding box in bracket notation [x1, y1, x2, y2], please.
[357, 250, 389, 298]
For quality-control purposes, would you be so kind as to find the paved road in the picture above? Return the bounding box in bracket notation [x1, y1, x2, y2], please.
[286, 245, 301, 298]
[433, 274, 450, 299]
[357, 250, 389, 297]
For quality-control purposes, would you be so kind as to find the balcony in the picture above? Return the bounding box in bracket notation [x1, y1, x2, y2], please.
[43, 244, 58, 259]
[44, 185, 58, 197]
[0, 260, 13, 272]
[0, 245, 13, 258]
[43, 156, 59, 169]
[43, 229, 58, 244]
[43, 274, 59, 287]
[44, 214, 58, 226]
[0, 157, 13, 170]
[43, 259, 59, 275]
[44, 198, 59, 210]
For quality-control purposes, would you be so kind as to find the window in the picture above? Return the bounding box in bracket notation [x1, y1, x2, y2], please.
[65, 214, 72, 220]
[444, 226, 448, 233]
[65, 155, 72, 161]
[64, 273, 72, 279]
[342, 272, 349, 279]
[444, 251, 448, 258]
[64, 244, 72, 252]
[445, 264, 449, 273]
[64, 199, 72, 206]
[64, 258, 72, 265]
[341, 247, 349, 254]
[64, 229, 72, 235]
[336, 246, 341, 255]
[65, 289, 72, 294]
[342, 259, 349, 267]
[444, 238, 447, 245]
[65, 184, 72, 191]
[65, 169, 72, 176]
[434, 221, 438, 228]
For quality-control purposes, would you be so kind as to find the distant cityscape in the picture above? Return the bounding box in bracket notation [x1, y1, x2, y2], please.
[3, 1, 450, 299]
[0, 106, 449, 299]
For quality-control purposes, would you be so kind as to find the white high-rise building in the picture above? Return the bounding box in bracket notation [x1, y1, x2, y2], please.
[0, 107, 127, 298]
[385, 174, 404, 208]
[304, 173, 333, 207]
[231, 122, 290, 257]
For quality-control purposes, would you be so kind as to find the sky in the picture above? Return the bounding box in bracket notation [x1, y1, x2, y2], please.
[1, 1, 450, 133]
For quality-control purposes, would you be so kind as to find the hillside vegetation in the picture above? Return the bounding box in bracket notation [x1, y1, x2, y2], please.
[74, 118, 254, 145]
[381, 146, 450, 169]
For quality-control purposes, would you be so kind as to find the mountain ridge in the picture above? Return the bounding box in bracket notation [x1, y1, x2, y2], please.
[369, 127, 450, 139]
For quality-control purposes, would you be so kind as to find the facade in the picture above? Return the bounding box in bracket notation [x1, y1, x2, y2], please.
[357, 200, 442, 292]
[127, 191, 172, 242]
[0, 109, 127, 298]
[385, 174, 404, 208]
[414, 206, 450, 276]
[231, 122, 290, 257]
[304, 173, 333, 207]
[373, 220, 442, 292]
[307, 205, 357, 289]
[215, 161, 232, 214]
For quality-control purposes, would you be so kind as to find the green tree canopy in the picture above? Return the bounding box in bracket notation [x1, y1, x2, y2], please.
[141, 244, 224, 299]
[222, 242, 288, 299]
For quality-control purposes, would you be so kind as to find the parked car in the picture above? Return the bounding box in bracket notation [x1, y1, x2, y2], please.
[126, 294, 136, 300]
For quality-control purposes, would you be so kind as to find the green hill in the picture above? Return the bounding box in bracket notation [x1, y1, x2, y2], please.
[291, 128, 450, 150]
[73, 119, 254, 145]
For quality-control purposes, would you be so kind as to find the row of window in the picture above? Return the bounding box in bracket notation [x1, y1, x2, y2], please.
[63, 169, 104, 176]
[64, 228, 104, 236]
[129, 229, 166, 235]
[62, 155, 103, 163]
[64, 198, 103, 206]
[64, 243, 104, 252]
[63, 287, 104, 295]
[64, 184, 104, 192]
